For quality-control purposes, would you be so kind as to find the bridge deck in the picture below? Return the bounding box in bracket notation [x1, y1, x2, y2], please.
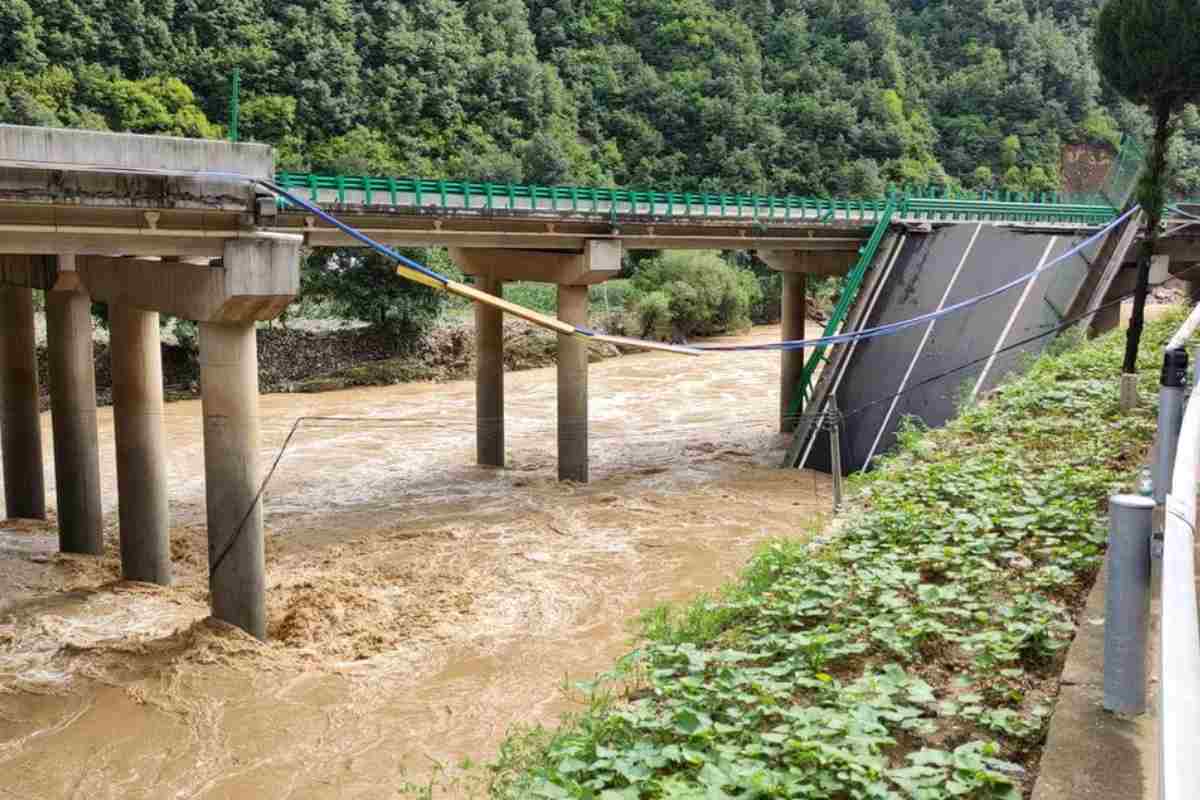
[270, 173, 1117, 251]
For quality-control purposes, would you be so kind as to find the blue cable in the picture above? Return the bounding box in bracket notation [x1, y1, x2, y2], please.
[259, 179, 449, 285]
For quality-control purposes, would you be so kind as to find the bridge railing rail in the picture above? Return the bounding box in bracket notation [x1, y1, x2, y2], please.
[273, 172, 1117, 227]
[1158, 308, 1200, 800]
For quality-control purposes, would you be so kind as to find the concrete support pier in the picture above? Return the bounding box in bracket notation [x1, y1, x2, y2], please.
[0, 284, 45, 522]
[110, 305, 171, 583]
[0, 285, 46, 519]
[761, 249, 852, 434]
[780, 272, 807, 433]
[199, 321, 266, 638]
[475, 276, 505, 467]
[450, 241, 619, 483]
[0, 125, 301, 639]
[46, 264, 103, 553]
[557, 285, 589, 482]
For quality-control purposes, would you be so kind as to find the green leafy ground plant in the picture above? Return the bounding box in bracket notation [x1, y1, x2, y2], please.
[479, 312, 1184, 800]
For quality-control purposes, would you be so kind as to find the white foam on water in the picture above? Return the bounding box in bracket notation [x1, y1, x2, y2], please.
[0, 590, 204, 689]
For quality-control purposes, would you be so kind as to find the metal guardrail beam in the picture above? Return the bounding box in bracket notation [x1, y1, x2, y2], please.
[273, 172, 1118, 227]
[1160, 306, 1200, 800]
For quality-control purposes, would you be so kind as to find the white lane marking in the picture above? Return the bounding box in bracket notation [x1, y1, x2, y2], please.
[864, 222, 984, 467]
[970, 236, 1058, 400]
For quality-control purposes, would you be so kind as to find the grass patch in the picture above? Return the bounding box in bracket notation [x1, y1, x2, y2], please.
[291, 357, 439, 392]
[463, 311, 1185, 800]
[500, 280, 635, 318]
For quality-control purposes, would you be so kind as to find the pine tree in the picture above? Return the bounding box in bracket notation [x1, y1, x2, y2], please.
[1094, 0, 1200, 377]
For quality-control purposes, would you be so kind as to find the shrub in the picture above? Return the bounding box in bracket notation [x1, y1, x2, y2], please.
[502, 282, 557, 315]
[634, 289, 673, 339]
[751, 271, 782, 324]
[300, 248, 447, 349]
[628, 251, 762, 342]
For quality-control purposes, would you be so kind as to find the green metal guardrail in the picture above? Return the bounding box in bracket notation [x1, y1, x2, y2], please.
[275, 172, 899, 222]
[274, 131, 1143, 229]
[783, 198, 901, 422]
[902, 197, 1114, 225]
[274, 172, 1117, 226]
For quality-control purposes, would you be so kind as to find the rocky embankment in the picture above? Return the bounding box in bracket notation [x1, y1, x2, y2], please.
[34, 320, 624, 410]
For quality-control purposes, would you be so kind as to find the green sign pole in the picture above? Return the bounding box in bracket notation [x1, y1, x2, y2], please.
[228, 68, 241, 143]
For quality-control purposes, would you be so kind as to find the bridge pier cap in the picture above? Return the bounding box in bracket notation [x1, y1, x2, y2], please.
[77, 237, 300, 323]
[450, 240, 621, 285]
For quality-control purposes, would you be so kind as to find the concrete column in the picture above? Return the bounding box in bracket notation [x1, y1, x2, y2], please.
[0, 285, 45, 519]
[110, 305, 171, 583]
[199, 321, 265, 639]
[557, 285, 589, 483]
[475, 276, 505, 467]
[46, 269, 103, 554]
[780, 272, 807, 433]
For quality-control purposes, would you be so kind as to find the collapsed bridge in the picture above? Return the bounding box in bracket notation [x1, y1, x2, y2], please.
[786, 208, 1200, 474]
[3, 123, 1199, 641]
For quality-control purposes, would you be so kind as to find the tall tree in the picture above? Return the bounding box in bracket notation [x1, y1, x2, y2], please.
[1094, 0, 1200, 376]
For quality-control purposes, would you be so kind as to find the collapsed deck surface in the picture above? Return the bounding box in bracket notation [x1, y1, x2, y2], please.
[803, 223, 1102, 473]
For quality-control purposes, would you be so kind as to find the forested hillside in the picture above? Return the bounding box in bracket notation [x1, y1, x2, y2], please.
[4, 0, 1200, 197]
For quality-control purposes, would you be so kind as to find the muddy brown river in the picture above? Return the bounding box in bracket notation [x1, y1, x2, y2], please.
[0, 323, 831, 799]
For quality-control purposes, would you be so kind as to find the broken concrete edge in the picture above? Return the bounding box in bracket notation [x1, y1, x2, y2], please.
[0, 124, 273, 180]
[1030, 556, 1159, 800]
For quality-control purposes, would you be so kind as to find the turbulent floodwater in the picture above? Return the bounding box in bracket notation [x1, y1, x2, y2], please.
[0, 323, 831, 799]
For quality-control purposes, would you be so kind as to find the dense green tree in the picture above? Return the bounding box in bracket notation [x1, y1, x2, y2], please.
[7, 0, 1194, 201]
[0, 1, 47, 73]
[7, 0, 1200, 343]
[1095, 0, 1200, 375]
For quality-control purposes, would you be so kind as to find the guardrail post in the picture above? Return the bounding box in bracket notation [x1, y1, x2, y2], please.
[1156, 348, 1189, 503]
[829, 399, 844, 511]
[1104, 493, 1154, 714]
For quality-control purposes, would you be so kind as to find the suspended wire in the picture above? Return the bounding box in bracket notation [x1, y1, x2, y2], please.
[258, 179, 449, 285]
[211, 272, 1179, 577]
[59, 165, 1137, 572]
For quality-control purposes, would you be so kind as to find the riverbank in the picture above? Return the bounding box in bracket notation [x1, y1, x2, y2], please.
[480, 313, 1182, 800]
